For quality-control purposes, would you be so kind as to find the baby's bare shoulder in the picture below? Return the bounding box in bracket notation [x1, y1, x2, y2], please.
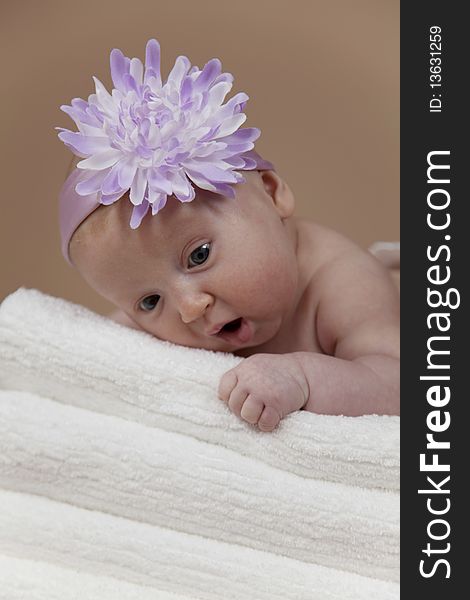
[297, 221, 399, 357]
[295, 219, 364, 267]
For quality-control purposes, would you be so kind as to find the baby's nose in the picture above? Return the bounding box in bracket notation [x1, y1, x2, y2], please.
[178, 292, 213, 324]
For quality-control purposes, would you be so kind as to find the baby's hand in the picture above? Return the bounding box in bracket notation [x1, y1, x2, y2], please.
[218, 353, 309, 432]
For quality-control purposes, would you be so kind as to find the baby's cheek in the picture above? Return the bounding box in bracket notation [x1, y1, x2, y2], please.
[258, 253, 297, 303]
[134, 313, 176, 342]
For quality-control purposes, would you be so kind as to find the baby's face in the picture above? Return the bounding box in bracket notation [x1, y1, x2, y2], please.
[71, 171, 298, 352]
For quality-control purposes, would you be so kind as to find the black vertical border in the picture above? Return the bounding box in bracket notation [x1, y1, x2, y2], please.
[401, 2, 466, 596]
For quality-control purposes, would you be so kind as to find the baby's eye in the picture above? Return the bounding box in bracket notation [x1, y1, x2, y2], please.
[139, 294, 160, 311]
[188, 243, 211, 268]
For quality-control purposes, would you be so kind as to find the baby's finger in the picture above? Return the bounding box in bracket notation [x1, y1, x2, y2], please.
[218, 370, 238, 402]
[240, 396, 264, 425]
[258, 406, 281, 432]
[228, 386, 249, 418]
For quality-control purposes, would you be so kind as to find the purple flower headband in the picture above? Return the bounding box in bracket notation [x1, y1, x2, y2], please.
[57, 39, 273, 263]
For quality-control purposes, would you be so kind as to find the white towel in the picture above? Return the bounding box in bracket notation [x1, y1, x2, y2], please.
[0, 555, 191, 600]
[0, 389, 398, 581]
[0, 288, 400, 598]
[0, 288, 399, 491]
[0, 490, 399, 600]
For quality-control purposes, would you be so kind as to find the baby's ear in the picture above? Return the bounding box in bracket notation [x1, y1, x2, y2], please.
[260, 170, 295, 219]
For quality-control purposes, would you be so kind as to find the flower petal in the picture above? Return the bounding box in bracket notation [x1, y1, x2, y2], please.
[219, 127, 260, 145]
[122, 73, 139, 95]
[100, 190, 125, 205]
[239, 157, 257, 170]
[130, 168, 147, 205]
[194, 59, 221, 92]
[148, 168, 173, 195]
[185, 169, 217, 192]
[77, 148, 122, 170]
[211, 182, 236, 197]
[101, 163, 123, 195]
[130, 199, 150, 228]
[148, 189, 168, 214]
[209, 92, 248, 125]
[181, 76, 193, 103]
[58, 130, 110, 156]
[145, 39, 161, 85]
[151, 198, 167, 215]
[92, 77, 115, 114]
[75, 170, 108, 195]
[185, 168, 237, 196]
[222, 156, 246, 169]
[213, 72, 234, 86]
[215, 114, 247, 138]
[117, 159, 138, 189]
[170, 170, 194, 202]
[185, 161, 238, 183]
[192, 141, 226, 158]
[167, 55, 191, 90]
[130, 57, 144, 86]
[215, 141, 255, 157]
[60, 103, 97, 128]
[110, 48, 130, 92]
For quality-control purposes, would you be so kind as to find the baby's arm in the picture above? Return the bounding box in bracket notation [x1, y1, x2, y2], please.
[298, 246, 400, 416]
[219, 247, 399, 429]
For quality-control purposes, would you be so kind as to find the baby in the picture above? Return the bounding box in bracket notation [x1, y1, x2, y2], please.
[58, 40, 399, 431]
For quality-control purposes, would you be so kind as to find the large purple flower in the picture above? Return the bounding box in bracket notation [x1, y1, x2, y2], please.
[57, 39, 261, 227]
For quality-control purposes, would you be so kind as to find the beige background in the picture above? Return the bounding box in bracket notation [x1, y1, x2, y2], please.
[0, 0, 399, 315]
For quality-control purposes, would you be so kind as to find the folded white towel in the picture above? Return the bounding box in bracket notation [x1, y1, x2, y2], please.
[0, 490, 399, 600]
[0, 555, 191, 600]
[0, 288, 400, 597]
[0, 288, 399, 491]
[0, 390, 399, 581]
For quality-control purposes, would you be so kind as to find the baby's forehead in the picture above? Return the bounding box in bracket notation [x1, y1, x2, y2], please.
[74, 171, 262, 258]
[77, 192, 216, 253]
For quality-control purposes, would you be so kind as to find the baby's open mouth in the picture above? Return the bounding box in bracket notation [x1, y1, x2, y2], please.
[213, 317, 253, 345]
[218, 318, 243, 334]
